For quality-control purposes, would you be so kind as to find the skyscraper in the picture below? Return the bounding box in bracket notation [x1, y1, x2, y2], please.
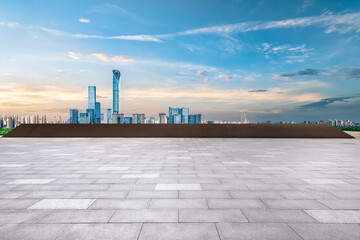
[88, 86, 96, 110]
[168, 107, 179, 124]
[179, 107, 189, 124]
[86, 109, 95, 124]
[112, 70, 121, 114]
[70, 109, 79, 124]
[95, 102, 101, 124]
[159, 113, 166, 124]
[107, 109, 112, 124]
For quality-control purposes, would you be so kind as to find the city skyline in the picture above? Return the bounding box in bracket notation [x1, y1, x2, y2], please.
[1, 0, 360, 122]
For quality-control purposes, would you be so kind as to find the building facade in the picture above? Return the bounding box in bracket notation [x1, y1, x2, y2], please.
[113, 70, 121, 114]
[70, 109, 79, 124]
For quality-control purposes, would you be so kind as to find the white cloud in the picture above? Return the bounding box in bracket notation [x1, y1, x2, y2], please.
[68, 51, 81, 60]
[0, 21, 21, 28]
[111, 55, 133, 62]
[78, 18, 90, 23]
[91, 53, 109, 62]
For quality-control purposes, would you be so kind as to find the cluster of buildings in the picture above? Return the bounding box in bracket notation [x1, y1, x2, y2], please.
[69, 70, 202, 124]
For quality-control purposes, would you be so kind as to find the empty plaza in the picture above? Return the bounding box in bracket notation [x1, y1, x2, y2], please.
[0, 137, 360, 240]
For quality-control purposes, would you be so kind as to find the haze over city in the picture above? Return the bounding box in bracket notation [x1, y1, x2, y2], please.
[1, 0, 360, 122]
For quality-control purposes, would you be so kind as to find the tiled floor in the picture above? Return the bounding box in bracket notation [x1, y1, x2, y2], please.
[0, 138, 360, 240]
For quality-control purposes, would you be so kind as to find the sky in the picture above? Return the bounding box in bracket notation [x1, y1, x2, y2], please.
[1, 0, 360, 122]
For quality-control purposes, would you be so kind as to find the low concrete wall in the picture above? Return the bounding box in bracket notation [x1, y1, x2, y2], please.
[3, 124, 354, 138]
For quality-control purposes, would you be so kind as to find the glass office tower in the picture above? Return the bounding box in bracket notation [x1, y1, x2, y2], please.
[159, 113, 166, 124]
[168, 107, 179, 124]
[86, 109, 95, 124]
[112, 70, 121, 114]
[179, 107, 189, 124]
[95, 102, 101, 124]
[88, 86, 96, 110]
[107, 109, 112, 124]
[70, 109, 79, 124]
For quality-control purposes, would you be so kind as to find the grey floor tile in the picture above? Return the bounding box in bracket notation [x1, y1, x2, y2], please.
[0, 191, 27, 198]
[305, 210, 360, 223]
[6, 179, 56, 184]
[230, 191, 284, 199]
[0, 210, 52, 223]
[57, 223, 142, 240]
[318, 199, 360, 209]
[208, 199, 268, 209]
[139, 223, 220, 240]
[290, 223, 360, 240]
[28, 199, 95, 209]
[75, 191, 128, 199]
[155, 184, 202, 190]
[217, 223, 301, 240]
[263, 199, 328, 209]
[179, 190, 231, 198]
[110, 209, 178, 222]
[150, 199, 208, 209]
[0, 224, 68, 240]
[179, 209, 248, 222]
[0, 199, 39, 209]
[90, 199, 150, 209]
[127, 190, 178, 199]
[22, 191, 78, 199]
[39, 210, 115, 223]
[242, 209, 317, 223]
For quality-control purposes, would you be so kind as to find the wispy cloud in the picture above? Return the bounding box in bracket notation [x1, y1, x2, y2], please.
[249, 89, 268, 93]
[68, 51, 81, 60]
[297, 0, 314, 13]
[78, 18, 90, 23]
[91, 53, 109, 62]
[257, 43, 314, 63]
[275, 68, 318, 79]
[111, 56, 133, 63]
[299, 96, 355, 108]
[0, 21, 21, 28]
[90, 3, 147, 23]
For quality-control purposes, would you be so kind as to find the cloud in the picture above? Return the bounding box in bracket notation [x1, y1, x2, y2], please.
[90, 3, 146, 23]
[111, 56, 133, 62]
[297, 0, 314, 13]
[78, 18, 90, 23]
[249, 90, 268, 93]
[225, 75, 233, 83]
[68, 51, 81, 60]
[347, 68, 360, 80]
[197, 70, 208, 76]
[109, 35, 162, 42]
[91, 53, 109, 62]
[275, 68, 318, 79]
[174, 12, 360, 36]
[258, 43, 314, 63]
[0, 21, 21, 28]
[204, 78, 210, 84]
[299, 96, 354, 108]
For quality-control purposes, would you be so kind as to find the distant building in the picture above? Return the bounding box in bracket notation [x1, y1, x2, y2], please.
[159, 113, 167, 124]
[112, 113, 124, 124]
[41, 115, 47, 124]
[124, 117, 132, 124]
[149, 117, 155, 124]
[107, 109, 112, 124]
[70, 109, 79, 124]
[101, 113, 104, 123]
[86, 109, 95, 124]
[88, 86, 96, 110]
[173, 114, 181, 124]
[0, 118, 3, 129]
[179, 108, 189, 124]
[113, 70, 121, 114]
[79, 113, 89, 124]
[188, 114, 202, 124]
[7, 116, 14, 128]
[95, 102, 101, 124]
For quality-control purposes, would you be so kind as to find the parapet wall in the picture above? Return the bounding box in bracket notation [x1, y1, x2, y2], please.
[3, 124, 353, 138]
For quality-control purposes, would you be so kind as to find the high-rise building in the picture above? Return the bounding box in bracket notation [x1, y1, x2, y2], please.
[70, 109, 79, 124]
[0, 118, 3, 129]
[179, 108, 189, 124]
[188, 114, 202, 124]
[101, 113, 104, 123]
[88, 86, 96, 110]
[112, 113, 124, 124]
[86, 109, 95, 124]
[107, 109, 112, 124]
[169, 107, 179, 124]
[41, 115, 47, 124]
[113, 70, 121, 114]
[159, 113, 167, 124]
[95, 102, 101, 124]
[173, 114, 181, 124]
[132, 114, 138, 124]
[7, 116, 14, 128]
[79, 113, 89, 124]
[149, 117, 155, 124]
[124, 117, 132, 124]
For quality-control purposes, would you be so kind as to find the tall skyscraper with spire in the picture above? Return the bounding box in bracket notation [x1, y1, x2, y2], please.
[112, 70, 121, 114]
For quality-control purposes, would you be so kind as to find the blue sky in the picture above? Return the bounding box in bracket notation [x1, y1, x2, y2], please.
[1, 0, 360, 122]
